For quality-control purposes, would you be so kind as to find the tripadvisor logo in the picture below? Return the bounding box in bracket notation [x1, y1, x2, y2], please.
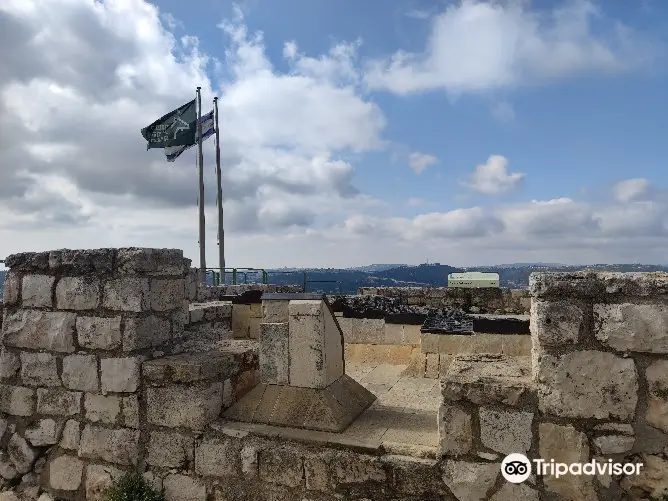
[501, 453, 643, 484]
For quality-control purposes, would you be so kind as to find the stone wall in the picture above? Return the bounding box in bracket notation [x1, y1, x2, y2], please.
[358, 286, 531, 314]
[196, 283, 302, 303]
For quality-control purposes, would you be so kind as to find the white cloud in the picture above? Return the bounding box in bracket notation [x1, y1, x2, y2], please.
[612, 178, 651, 203]
[409, 152, 438, 174]
[463, 155, 524, 194]
[491, 101, 515, 122]
[365, 0, 658, 95]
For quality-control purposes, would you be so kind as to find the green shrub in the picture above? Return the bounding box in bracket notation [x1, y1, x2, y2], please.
[103, 473, 164, 501]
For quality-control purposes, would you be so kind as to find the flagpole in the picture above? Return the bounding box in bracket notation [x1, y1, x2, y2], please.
[213, 97, 225, 282]
[196, 87, 206, 283]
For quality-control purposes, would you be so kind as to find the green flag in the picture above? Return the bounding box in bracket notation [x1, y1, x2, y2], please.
[141, 99, 197, 149]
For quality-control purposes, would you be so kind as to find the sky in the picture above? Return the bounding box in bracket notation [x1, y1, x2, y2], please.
[0, 0, 667, 269]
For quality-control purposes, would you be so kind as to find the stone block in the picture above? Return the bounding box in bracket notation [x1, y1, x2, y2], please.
[194, 437, 238, 477]
[103, 278, 150, 312]
[501, 335, 532, 357]
[441, 460, 500, 501]
[78, 424, 139, 466]
[403, 324, 421, 344]
[249, 316, 261, 339]
[470, 334, 504, 354]
[3, 310, 76, 352]
[438, 404, 472, 455]
[84, 394, 120, 424]
[146, 383, 222, 430]
[7, 433, 36, 473]
[289, 305, 329, 389]
[595, 303, 668, 353]
[20, 352, 59, 387]
[116, 248, 184, 276]
[289, 300, 323, 317]
[348, 318, 383, 344]
[0, 349, 20, 379]
[62, 354, 99, 392]
[489, 483, 539, 501]
[537, 350, 638, 420]
[383, 323, 405, 345]
[0, 385, 35, 416]
[262, 300, 289, 323]
[150, 278, 184, 311]
[539, 423, 597, 501]
[2, 271, 21, 305]
[55, 277, 100, 310]
[232, 304, 251, 338]
[645, 359, 668, 433]
[425, 353, 439, 378]
[21, 274, 54, 308]
[593, 435, 635, 454]
[122, 315, 170, 351]
[37, 388, 81, 416]
[49, 455, 84, 491]
[620, 454, 668, 499]
[0, 452, 19, 481]
[259, 323, 289, 384]
[479, 407, 533, 454]
[259, 447, 304, 487]
[60, 420, 80, 450]
[76, 316, 122, 350]
[25, 418, 61, 446]
[531, 300, 583, 346]
[100, 357, 142, 393]
[122, 395, 139, 428]
[163, 474, 206, 501]
[85, 464, 125, 501]
[148, 431, 194, 468]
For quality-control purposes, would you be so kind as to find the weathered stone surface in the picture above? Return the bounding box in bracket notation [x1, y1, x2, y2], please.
[0, 451, 19, 480]
[350, 318, 384, 344]
[0, 491, 20, 501]
[163, 474, 206, 501]
[21, 275, 54, 308]
[76, 316, 122, 350]
[62, 354, 99, 391]
[122, 315, 170, 350]
[103, 278, 149, 312]
[0, 419, 6, 440]
[489, 482, 539, 501]
[441, 460, 499, 501]
[479, 407, 533, 454]
[150, 278, 184, 311]
[620, 453, 668, 499]
[49, 455, 84, 491]
[3, 310, 76, 352]
[531, 300, 583, 346]
[646, 359, 668, 433]
[25, 419, 61, 446]
[146, 383, 222, 430]
[259, 322, 289, 384]
[116, 248, 184, 276]
[537, 350, 638, 420]
[539, 423, 597, 501]
[0, 385, 35, 416]
[262, 300, 289, 323]
[100, 357, 142, 392]
[20, 352, 59, 387]
[148, 431, 194, 468]
[0, 349, 20, 379]
[258, 447, 304, 487]
[85, 394, 121, 424]
[593, 422, 634, 434]
[122, 395, 139, 428]
[595, 303, 668, 353]
[60, 420, 80, 450]
[593, 435, 635, 454]
[438, 404, 472, 455]
[7, 433, 36, 474]
[194, 437, 238, 477]
[2, 271, 21, 305]
[78, 425, 139, 466]
[85, 464, 125, 501]
[55, 277, 100, 310]
[240, 445, 258, 477]
[37, 388, 81, 416]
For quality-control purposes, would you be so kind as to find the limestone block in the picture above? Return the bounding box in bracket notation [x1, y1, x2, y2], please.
[479, 407, 533, 454]
[21, 274, 54, 308]
[37, 388, 81, 416]
[489, 482, 539, 501]
[49, 455, 84, 491]
[85, 464, 125, 501]
[537, 350, 638, 420]
[0, 349, 20, 379]
[55, 277, 100, 310]
[62, 354, 99, 392]
[103, 278, 150, 312]
[438, 404, 472, 455]
[288, 302, 332, 389]
[595, 303, 668, 353]
[470, 334, 504, 354]
[404, 324, 421, 345]
[122, 395, 139, 428]
[259, 323, 289, 384]
[20, 352, 59, 387]
[262, 300, 289, 323]
[501, 335, 532, 357]
[7, 433, 36, 473]
[289, 300, 322, 316]
[163, 474, 206, 501]
[258, 447, 304, 487]
[593, 435, 635, 454]
[323, 305, 344, 384]
[76, 316, 122, 350]
[441, 460, 499, 501]
[194, 437, 238, 477]
[100, 357, 142, 393]
[116, 248, 184, 276]
[425, 353, 439, 378]
[530, 300, 583, 346]
[84, 394, 121, 424]
[350, 318, 384, 344]
[3, 310, 76, 352]
[2, 271, 20, 305]
[60, 420, 80, 450]
[249, 317, 261, 339]
[122, 315, 170, 351]
[232, 304, 251, 338]
[539, 422, 597, 501]
[645, 359, 668, 433]
[25, 418, 61, 446]
[146, 383, 222, 430]
[620, 454, 668, 499]
[147, 431, 194, 468]
[150, 278, 184, 311]
[0, 385, 35, 416]
[78, 425, 139, 466]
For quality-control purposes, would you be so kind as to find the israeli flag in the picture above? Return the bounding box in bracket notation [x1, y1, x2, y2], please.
[165, 110, 215, 162]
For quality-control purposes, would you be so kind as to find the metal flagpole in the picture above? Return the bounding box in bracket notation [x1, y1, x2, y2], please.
[213, 97, 225, 281]
[196, 87, 207, 284]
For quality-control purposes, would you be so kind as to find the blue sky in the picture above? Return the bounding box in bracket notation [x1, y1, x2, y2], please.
[0, 0, 667, 267]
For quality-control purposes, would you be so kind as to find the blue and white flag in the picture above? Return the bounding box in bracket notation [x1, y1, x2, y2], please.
[165, 110, 215, 162]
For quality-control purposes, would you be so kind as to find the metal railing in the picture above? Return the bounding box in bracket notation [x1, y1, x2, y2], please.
[204, 267, 268, 286]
